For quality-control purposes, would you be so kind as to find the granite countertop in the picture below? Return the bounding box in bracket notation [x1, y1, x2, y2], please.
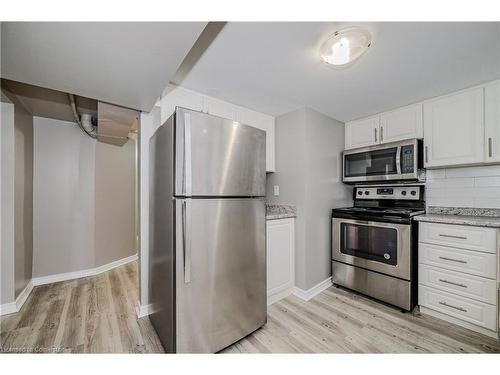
[414, 207, 500, 228]
[266, 204, 297, 220]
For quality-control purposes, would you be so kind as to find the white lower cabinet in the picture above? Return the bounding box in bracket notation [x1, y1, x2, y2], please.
[419, 264, 497, 304]
[418, 222, 499, 338]
[419, 285, 498, 332]
[266, 218, 295, 305]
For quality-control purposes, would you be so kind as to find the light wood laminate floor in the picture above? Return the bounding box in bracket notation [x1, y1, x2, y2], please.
[1, 261, 499, 353]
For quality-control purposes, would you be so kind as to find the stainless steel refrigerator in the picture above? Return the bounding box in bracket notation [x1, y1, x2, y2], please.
[149, 107, 267, 353]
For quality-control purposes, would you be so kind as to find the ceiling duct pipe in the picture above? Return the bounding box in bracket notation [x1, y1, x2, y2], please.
[68, 93, 97, 139]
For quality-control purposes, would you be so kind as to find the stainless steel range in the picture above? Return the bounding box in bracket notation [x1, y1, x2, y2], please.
[331, 184, 425, 311]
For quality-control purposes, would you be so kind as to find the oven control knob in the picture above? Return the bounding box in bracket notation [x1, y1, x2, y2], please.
[401, 190, 407, 196]
[357, 191, 363, 196]
[364, 191, 369, 195]
[410, 190, 417, 196]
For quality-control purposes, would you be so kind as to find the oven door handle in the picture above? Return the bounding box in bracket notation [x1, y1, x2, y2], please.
[396, 146, 402, 175]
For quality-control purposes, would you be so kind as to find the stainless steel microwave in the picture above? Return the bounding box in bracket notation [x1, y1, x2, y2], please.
[342, 139, 423, 184]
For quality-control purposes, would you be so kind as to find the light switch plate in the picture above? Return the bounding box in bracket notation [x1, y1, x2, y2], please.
[273, 185, 279, 196]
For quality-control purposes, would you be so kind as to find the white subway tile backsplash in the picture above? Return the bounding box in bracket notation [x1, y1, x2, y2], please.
[426, 177, 474, 189]
[426, 169, 446, 180]
[474, 176, 500, 187]
[445, 187, 476, 198]
[444, 165, 500, 178]
[472, 187, 500, 198]
[425, 188, 446, 198]
[473, 198, 500, 209]
[425, 166, 500, 209]
[426, 196, 474, 208]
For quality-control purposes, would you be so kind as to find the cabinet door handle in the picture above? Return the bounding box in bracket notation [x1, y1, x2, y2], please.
[488, 137, 493, 158]
[439, 256, 467, 264]
[425, 146, 429, 163]
[380, 126, 384, 142]
[374, 127, 378, 143]
[439, 301, 467, 313]
[439, 233, 467, 240]
[438, 279, 468, 288]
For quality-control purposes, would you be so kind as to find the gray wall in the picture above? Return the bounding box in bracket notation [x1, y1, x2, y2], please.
[266, 107, 352, 290]
[1, 89, 34, 303]
[303, 108, 352, 288]
[266, 108, 308, 288]
[13, 93, 34, 297]
[33, 116, 137, 278]
[33, 117, 96, 277]
[1, 100, 16, 304]
[95, 139, 137, 266]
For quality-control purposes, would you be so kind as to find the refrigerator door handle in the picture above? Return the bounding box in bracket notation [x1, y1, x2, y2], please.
[184, 113, 192, 196]
[182, 199, 192, 283]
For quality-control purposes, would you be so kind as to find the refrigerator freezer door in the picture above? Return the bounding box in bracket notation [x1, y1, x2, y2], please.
[175, 108, 266, 197]
[175, 198, 267, 353]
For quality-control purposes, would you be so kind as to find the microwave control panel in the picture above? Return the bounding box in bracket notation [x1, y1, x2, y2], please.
[401, 145, 415, 174]
[355, 185, 421, 200]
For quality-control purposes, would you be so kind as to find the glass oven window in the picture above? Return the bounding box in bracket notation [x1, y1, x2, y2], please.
[344, 147, 398, 178]
[340, 223, 398, 266]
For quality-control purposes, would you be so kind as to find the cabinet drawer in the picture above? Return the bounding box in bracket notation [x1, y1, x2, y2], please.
[419, 242, 496, 279]
[419, 222, 496, 254]
[419, 264, 497, 304]
[419, 285, 497, 331]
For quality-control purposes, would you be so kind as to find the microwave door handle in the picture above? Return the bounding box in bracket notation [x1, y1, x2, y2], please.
[396, 146, 402, 175]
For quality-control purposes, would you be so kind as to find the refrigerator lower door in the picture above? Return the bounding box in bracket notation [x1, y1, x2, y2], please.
[175, 198, 266, 353]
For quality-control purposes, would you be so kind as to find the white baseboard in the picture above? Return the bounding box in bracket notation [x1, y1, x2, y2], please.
[32, 253, 138, 286]
[136, 303, 153, 318]
[1, 254, 138, 317]
[0, 301, 17, 316]
[267, 286, 294, 306]
[419, 306, 499, 339]
[293, 277, 332, 302]
[0, 280, 34, 316]
[15, 280, 34, 311]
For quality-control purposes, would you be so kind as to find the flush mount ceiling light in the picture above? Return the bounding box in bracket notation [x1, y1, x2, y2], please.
[320, 27, 372, 68]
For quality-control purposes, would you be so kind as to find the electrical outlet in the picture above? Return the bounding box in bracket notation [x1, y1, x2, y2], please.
[273, 185, 280, 196]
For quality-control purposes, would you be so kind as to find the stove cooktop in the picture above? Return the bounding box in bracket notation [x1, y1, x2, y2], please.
[332, 206, 425, 218]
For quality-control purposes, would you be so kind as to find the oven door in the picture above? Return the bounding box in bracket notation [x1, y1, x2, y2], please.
[343, 139, 419, 183]
[332, 217, 411, 280]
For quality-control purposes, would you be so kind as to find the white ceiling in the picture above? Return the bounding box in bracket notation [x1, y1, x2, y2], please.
[1, 22, 207, 111]
[180, 22, 500, 122]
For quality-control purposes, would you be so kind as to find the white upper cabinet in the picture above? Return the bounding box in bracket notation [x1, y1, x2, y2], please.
[161, 86, 203, 122]
[345, 104, 423, 150]
[423, 88, 484, 168]
[345, 115, 380, 149]
[380, 103, 423, 143]
[202, 95, 237, 121]
[160, 86, 275, 172]
[485, 82, 500, 163]
[343, 80, 499, 168]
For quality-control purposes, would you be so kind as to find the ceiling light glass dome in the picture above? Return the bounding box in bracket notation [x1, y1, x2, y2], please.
[320, 27, 372, 68]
